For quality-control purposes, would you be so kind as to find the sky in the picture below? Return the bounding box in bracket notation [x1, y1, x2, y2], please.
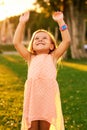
[0, 0, 36, 21]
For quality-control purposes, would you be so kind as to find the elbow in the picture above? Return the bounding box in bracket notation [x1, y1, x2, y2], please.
[66, 37, 71, 46]
[63, 38, 71, 49]
[68, 35, 71, 44]
[64, 39, 71, 45]
[63, 35, 71, 46]
[13, 38, 19, 47]
[13, 39, 19, 49]
[67, 39, 71, 45]
[66, 40, 71, 49]
[13, 37, 16, 46]
[13, 42, 17, 48]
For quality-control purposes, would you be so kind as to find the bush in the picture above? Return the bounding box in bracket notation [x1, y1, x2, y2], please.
[0, 44, 16, 52]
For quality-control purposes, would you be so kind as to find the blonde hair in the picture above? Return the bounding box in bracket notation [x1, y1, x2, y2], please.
[28, 29, 57, 54]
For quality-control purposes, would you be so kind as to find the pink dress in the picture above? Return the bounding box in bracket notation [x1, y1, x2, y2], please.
[21, 54, 65, 130]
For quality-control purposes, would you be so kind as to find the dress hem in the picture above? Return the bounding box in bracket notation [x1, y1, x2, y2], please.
[21, 117, 56, 130]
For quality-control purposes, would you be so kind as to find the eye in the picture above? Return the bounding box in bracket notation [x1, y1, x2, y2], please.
[43, 37, 47, 39]
[34, 37, 39, 40]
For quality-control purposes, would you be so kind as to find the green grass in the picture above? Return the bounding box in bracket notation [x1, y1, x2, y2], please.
[57, 66, 87, 130]
[0, 54, 27, 130]
[0, 54, 87, 130]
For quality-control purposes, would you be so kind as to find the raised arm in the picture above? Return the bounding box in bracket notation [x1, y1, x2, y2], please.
[13, 11, 31, 61]
[52, 11, 71, 60]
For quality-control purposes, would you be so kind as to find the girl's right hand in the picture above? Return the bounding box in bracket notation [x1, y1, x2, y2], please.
[19, 11, 30, 23]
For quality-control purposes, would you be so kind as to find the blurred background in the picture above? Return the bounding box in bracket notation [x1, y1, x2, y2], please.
[0, 0, 87, 130]
[0, 0, 87, 59]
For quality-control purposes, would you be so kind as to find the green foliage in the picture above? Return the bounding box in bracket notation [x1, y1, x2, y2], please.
[67, 47, 72, 59]
[36, 0, 62, 12]
[9, 11, 58, 38]
[0, 54, 87, 129]
[0, 44, 16, 52]
[9, 16, 19, 28]
[27, 11, 58, 36]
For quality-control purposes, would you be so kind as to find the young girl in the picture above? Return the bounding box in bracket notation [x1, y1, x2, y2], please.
[13, 11, 71, 130]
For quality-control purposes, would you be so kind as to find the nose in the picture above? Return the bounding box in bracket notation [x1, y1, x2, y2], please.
[38, 38, 43, 42]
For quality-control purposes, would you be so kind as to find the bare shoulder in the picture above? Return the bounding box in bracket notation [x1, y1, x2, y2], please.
[28, 53, 36, 64]
[31, 53, 36, 60]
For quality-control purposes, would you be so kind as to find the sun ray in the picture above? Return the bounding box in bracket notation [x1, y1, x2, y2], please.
[0, 0, 36, 21]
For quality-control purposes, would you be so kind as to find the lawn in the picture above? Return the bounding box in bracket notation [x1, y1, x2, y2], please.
[0, 54, 87, 130]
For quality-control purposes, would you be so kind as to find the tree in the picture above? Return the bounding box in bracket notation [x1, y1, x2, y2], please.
[35, 0, 87, 58]
[64, 0, 87, 58]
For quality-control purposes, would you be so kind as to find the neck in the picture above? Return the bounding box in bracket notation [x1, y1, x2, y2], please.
[35, 50, 50, 55]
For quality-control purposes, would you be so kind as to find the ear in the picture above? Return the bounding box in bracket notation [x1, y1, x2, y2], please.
[50, 43, 54, 50]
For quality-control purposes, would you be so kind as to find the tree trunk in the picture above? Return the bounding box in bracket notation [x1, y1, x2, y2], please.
[64, 0, 87, 58]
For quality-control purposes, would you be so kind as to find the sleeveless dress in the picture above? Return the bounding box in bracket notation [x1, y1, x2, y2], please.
[21, 54, 65, 130]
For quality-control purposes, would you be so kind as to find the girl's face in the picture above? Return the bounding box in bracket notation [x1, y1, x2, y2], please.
[32, 32, 54, 54]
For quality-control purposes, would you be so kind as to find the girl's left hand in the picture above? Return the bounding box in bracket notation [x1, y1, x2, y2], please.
[52, 11, 64, 22]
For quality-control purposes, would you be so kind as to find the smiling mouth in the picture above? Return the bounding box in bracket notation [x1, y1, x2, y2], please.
[36, 42, 45, 45]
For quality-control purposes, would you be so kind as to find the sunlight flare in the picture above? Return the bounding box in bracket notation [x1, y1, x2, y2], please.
[0, 0, 36, 21]
[63, 61, 87, 71]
